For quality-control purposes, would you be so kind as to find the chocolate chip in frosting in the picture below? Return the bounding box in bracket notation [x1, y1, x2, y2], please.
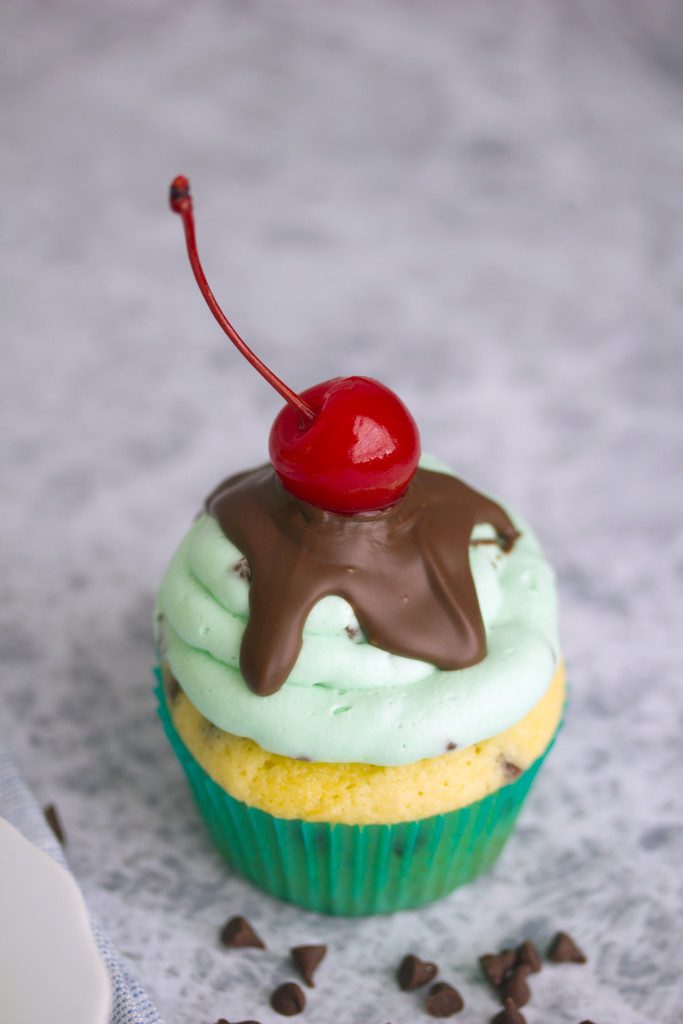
[446, 741, 458, 751]
[547, 931, 587, 964]
[233, 557, 252, 583]
[345, 621, 365, 642]
[397, 953, 438, 990]
[480, 949, 516, 988]
[500, 964, 532, 1007]
[291, 944, 326, 987]
[270, 982, 305, 1016]
[219, 916, 265, 949]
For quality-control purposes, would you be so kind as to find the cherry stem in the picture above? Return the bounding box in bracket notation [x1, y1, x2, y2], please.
[169, 175, 315, 422]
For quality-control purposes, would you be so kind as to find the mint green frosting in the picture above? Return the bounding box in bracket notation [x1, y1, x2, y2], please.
[155, 454, 559, 766]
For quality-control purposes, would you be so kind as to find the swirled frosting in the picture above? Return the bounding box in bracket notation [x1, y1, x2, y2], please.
[155, 454, 559, 766]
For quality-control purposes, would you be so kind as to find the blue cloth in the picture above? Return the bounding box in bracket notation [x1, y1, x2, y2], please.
[0, 740, 164, 1024]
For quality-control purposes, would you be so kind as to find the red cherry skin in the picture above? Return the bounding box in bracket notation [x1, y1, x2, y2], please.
[269, 376, 421, 514]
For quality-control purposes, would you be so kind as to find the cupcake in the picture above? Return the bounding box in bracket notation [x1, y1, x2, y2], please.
[155, 178, 564, 915]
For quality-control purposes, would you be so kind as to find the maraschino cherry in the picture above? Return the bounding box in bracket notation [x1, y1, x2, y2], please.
[169, 176, 420, 514]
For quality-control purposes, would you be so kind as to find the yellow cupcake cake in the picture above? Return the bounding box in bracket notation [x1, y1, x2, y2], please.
[155, 178, 563, 914]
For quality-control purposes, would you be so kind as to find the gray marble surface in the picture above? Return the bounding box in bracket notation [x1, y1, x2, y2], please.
[2, 2, 683, 1022]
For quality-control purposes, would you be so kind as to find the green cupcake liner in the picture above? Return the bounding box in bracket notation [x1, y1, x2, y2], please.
[155, 670, 560, 916]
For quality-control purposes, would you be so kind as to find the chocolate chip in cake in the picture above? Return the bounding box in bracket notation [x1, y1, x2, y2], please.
[491, 997, 527, 1024]
[547, 931, 587, 964]
[515, 939, 541, 973]
[219, 916, 265, 949]
[499, 756, 522, 780]
[43, 803, 66, 845]
[446, 741, 458, 750]
[425, 981, 464, 1017]
[397, 953, 438, 991]
[291, 944, 326, 987]
[500, 964, 531, 1007]
[166, 673, 182, 704]
[270, 982, 305, 1016]
[480, 949, 516, 988]
[233, 557, 252, 583]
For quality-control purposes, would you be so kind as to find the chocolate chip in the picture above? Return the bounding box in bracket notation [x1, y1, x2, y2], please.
[425, 982, 464, 1017]
[500, 964, 531, 1007]
[499, 757, 522, 779]
[291, 944, 326, 987]
[480, 949, 516, 988]
[233, 557, 251, 583]
[515, 939, 541, 973]
[345, 623, 360, 639]
[491, 997, 527, 1024]
[165, 673, 181, 704]
[547, 931, 587, 964]
[213, 1019, 261, 1024]
[270, 982, 306, 1016]
[43, 804, 66, 845]
[219, 916, 265, 949]
[446, 741, 458, 751]
[397, 953, 438, 991]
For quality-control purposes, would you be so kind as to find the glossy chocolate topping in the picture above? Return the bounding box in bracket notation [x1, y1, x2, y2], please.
[205, 465, 519, 696]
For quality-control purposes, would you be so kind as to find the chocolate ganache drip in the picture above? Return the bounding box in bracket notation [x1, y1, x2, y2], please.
[205, 465, 519, 696]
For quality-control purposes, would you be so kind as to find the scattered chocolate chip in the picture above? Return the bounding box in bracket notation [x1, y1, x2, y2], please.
[578, 1020, 598, 1023]
[491, 997, 527, 1024]
[213, 1019, 261, 1024]
[43, 804, 66, 845]
[219, 916, 265, 949]
[499, 757, 522, 779]
[500, 964, 531, 1007]
[233, 557, 252, 583]
[270, 982, 306, 1016]
[425, 982, 464, 1017]
[547, 931, 587, 964]
[480, 949, 516, 988]
[295, 755, 311, 762]
[345, 623, 360, 639]
[397, 953, 438, 991]
[446, 741, 458, 750]
[291, 944, 327, 987]
[515, 939, 541, 973]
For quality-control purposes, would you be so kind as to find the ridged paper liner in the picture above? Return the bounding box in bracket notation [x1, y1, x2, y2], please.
[155, 671, 559, 916]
